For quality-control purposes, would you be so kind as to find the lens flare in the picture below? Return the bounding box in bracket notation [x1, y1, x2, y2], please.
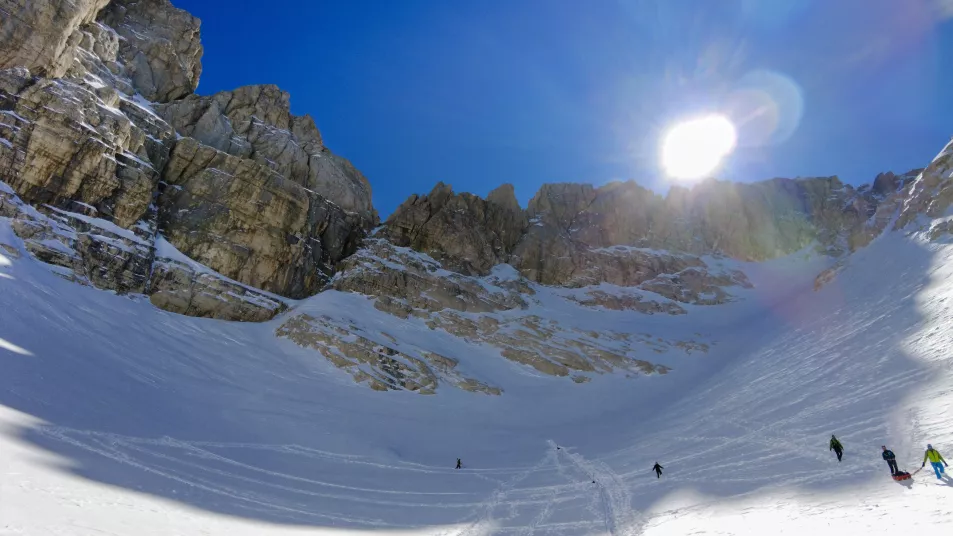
[661, 115, 737, 181]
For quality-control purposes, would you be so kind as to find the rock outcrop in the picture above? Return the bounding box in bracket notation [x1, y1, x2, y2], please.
[98, 0, 202, 103]
[325, 239, 712, 383]
[0, 183, 154, 292]
[155, 85, 376, 220]
[276, 313, 501, 395]
[0, 74, 170, 228]
[379, 182, 526, 275]
[0, 0, 110, 78]
[158, 137, 368, 298]
[383, 174, 921, 290]
[896, 141, 953, 233]
[0, 0, 375, 320]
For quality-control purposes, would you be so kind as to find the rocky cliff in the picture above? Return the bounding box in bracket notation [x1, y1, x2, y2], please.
[0, 0, 376, 320]
[381, 172, 920, 288]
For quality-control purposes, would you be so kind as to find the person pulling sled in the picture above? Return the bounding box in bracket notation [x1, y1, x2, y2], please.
[830, 435, 844, 462]
[882, 446, 899, 475]
[456, 458, 462, 470]
[882, 446, 912, 481]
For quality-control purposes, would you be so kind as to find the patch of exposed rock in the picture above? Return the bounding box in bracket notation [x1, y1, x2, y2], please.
[149, 253, 287, 322]
[327, 240, 709, 381]
[331, 239, 529, 317]
[1, 185, 154, 292]
[425, 312, 671, 378]
[276, 314, 501, 395]
[561, 288, 686, 314]
[639, 265, 752, 306]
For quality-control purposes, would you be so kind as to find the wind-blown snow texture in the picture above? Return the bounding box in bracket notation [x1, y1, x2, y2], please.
[2, 216, 953, 534]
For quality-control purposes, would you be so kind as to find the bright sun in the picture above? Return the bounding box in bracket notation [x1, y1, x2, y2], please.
[661, 115, 737, 181]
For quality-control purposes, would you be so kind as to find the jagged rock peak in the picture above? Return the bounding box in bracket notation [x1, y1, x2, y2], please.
[487, 183, 522, 211]
[156, 84, 377, 221]
[384, 173, 923, 288]
[98, 0, 203, 102]
[380, 182, 528, 276]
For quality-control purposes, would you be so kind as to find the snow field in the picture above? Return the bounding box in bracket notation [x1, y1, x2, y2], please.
[1, 215, 953, 534]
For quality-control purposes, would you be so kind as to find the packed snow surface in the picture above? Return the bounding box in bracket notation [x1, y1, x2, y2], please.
[1, 218, 952, 535]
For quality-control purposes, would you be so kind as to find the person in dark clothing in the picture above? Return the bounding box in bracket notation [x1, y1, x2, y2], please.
[882, 446, 899, 475]
[830, 435, 844, 461]
[652, 462, 663, 479]
[456, 458, 462, 470]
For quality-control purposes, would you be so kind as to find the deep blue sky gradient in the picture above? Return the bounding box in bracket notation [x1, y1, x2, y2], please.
[174, 0, 953, 217]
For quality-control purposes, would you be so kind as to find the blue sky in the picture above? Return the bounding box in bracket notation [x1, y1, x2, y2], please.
[175, 0, 953, 217]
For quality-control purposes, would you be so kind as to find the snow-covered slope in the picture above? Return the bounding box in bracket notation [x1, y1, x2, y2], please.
[3, 199, 953, 534]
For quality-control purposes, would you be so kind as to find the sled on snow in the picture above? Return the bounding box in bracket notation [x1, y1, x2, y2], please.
[892, 471, 912, 481]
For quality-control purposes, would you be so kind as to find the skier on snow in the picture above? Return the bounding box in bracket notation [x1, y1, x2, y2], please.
[652, 462, 663, 479]
[921, 444, 948, 479]
[829, 435, 844, 462]
[456, 458, 462, 470]
[881, 446, 899, 475]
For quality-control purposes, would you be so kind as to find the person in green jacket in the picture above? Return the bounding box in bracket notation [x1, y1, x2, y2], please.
[922, 444, 948, 479]
[830, 435, 844, 462]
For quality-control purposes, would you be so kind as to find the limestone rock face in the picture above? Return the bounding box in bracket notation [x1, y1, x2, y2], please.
[159, 137, 369, 298]
[384, 174, 922, 290]
[1, 183, 154, 293]
[560, 288, 686, 315]
[0, 0, 110, 78]
[380, 182, 527, 275]
[896, 141, 953, 231]
[0, 0, 373, 320]
[156, 85, 377, 220]
[331, 239, 529, 317]
[149, 254, 287, 322]
[98, 0, 203, 103]
[0, 74, 170, 228]
[326, 239, 709, 383]
[640, 266, 752, 306]
[276, 314, 501, 395]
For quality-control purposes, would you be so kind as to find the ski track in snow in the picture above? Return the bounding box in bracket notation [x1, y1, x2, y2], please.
[3, 214, 953, 535]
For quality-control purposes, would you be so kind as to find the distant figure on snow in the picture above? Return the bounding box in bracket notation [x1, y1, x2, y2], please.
[830, 435, 844, 462]
[652, 462, 663, 479]
[922, 445, 948, 479]
[456, 458, 462, 470]
[882, 446, 899, 475]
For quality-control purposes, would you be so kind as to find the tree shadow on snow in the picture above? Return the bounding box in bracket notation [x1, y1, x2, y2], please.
[0, 234, 949, 534]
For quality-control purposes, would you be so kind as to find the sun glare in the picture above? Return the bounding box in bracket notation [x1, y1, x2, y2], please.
[661, 115, 737, 181]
